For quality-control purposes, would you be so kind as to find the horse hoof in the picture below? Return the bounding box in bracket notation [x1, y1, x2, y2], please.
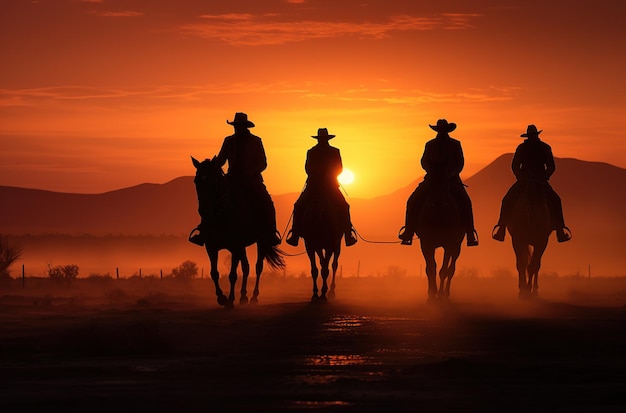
[217, 295, 229, 306]
[250, 297, 259, 305]
[240, 296, 249, 305]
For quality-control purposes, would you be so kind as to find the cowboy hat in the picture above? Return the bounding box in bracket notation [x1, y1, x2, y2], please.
[226, 112, 255, 128]
[311, 128, 335, 139]
[429, 119, 457, 133]
[521, 124, 542, 137]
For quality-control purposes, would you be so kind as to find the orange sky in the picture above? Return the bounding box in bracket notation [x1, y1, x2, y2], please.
[1, 0, 625, 199]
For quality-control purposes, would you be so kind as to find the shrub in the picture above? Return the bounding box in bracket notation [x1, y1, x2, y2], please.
[171, 260, 198, 279]
[0, 234, 22, 279]
[48, 264, 79, 284]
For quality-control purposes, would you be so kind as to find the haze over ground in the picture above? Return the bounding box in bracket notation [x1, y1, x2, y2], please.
[2, 156, 624, 279]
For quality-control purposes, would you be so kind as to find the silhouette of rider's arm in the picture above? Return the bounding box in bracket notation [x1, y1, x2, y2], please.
[305, 147, 342, 188]
[544, 146, 556, 180]
[451, 140, 464, 178]
[420, 139, 464, 179]
[215, 134, 267, 179]
[512, 142, 555, 181]
[512, 147, 524, 180]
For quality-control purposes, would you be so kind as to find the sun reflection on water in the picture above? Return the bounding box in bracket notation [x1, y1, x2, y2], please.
[304, 354, 370, 367]
[322, 315, 370, 332]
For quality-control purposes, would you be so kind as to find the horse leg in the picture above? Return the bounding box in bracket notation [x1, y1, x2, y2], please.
[328, 250, 339, 299]
[420, 244, 438, 303]
[319, 252, 330, 302]
[226, 252, 241, 308]
[250, 252, 263, 305]
[514, 242, 532, 299]
[528, 242, 547, 297]
[438, 258, 448, 299]
[207, 249, 228, 306]
[307, 249, 320, 302]
[239, 251, 251, 305]
[439, 250, 459, 300]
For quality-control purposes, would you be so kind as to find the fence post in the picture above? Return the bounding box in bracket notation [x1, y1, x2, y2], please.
[116, 267, 119, 280]
[160, 269, 163, 280]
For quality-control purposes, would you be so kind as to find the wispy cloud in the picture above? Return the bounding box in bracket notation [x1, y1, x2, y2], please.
[0, 86, 151, 104]
[314, 89, 515, 105]
[179, 13, 481, 46]
[0, 83, 304, 107]
[89, 10, 144, 17]
[0, 82, 514, 108]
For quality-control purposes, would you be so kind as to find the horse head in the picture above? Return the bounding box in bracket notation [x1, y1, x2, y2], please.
[191, 156, 226, 219]
[513, 178, 551, 232]
[418, 179, 462, 239]
[523, 178, 548, 206]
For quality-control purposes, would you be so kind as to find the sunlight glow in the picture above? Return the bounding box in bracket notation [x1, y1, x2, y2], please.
[338, 168, 355, 185]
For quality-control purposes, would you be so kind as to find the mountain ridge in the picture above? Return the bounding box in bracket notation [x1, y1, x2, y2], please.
[2, 155, 625, 276]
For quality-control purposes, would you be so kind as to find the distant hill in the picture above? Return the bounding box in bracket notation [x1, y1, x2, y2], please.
[2, 156, 625, 277]
[0, 177, 198, 236]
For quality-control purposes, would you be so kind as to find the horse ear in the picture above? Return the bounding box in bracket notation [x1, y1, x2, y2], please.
[191, 156, 200, 168]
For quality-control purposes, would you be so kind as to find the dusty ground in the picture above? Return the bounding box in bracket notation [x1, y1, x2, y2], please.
[1, 275, 625, 412]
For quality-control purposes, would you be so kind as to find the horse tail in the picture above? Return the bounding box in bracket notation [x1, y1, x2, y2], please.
[259, 243, 286, 270]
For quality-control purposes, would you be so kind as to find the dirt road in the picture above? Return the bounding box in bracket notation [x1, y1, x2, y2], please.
[1, 276, 625, 412]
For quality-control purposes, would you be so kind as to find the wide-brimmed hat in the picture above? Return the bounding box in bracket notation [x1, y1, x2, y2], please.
[521, 124, 542, 137]
[226, 112, 255, 128]
[311, 128, 335, 139]
[429, 119, 457, 133]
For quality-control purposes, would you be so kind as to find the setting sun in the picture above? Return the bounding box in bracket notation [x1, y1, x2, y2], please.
[338, 168, 355, 185]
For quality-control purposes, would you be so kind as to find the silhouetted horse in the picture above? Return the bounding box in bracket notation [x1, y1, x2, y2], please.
[300, 197, 343, 302]
[508, 179, 552, 299]
[191, 156, 285, 307]
[413, 181, 465, 302]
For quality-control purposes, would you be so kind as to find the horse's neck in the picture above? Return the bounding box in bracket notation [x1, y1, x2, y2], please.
[196, 173, 229, 213]
[427, 179, 453, 203]
[520, 179, 546, 203]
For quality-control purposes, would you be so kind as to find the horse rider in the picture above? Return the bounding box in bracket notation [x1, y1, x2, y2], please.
[398, 119, 479, 247]
[214, 112, 281, 246]
[286, 128, 358, 247]
[492, 124, 571, 243]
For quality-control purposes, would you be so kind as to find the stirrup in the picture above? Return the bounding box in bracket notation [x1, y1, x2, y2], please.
[398, 226, 413, 245]
[467, 229, 479, 247]
[345, 229, 358, 247]
[557, 226, 572, 243]
[188, 226, 204, 246]
[491, 224, 505, 242]
[285, 229, 299, 247]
